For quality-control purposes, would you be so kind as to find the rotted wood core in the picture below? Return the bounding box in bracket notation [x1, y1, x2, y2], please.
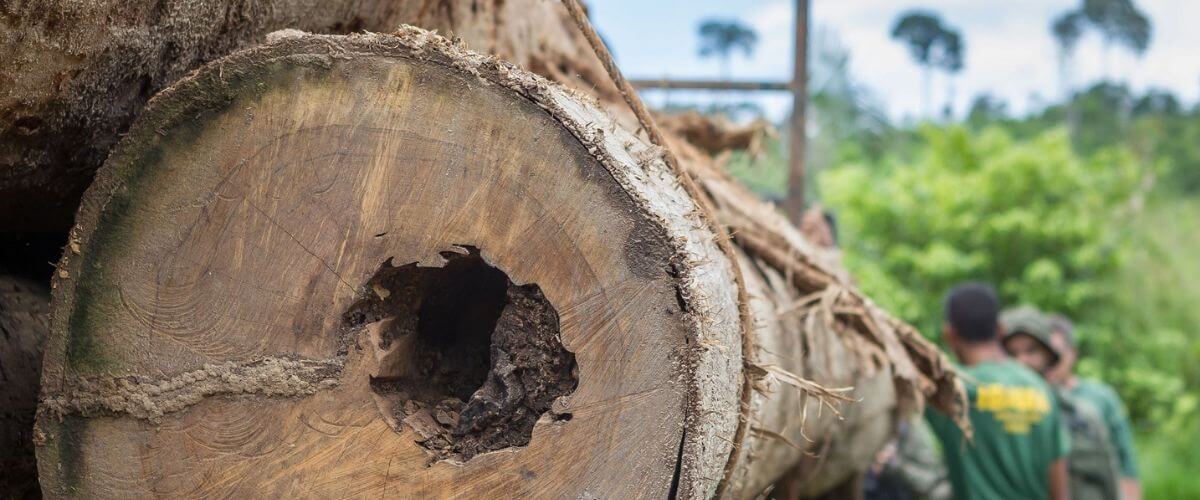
[344, 246, 577, 463]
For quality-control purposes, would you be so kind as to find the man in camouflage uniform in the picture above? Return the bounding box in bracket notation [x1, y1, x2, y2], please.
[1001, 306, 1121, 500]
[1047, 314, 1142, 500]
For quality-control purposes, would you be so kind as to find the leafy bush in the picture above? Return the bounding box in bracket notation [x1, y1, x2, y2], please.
[819, 126, 1142, 335]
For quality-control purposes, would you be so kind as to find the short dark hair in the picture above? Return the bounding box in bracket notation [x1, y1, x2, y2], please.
[944, 282, 1001, 342]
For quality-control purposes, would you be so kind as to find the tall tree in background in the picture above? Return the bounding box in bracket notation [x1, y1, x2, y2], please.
[1052, 11, 1085, 99]
[966, 93, 1008, 129]
[1053, 11, 1085, 134]
[1080, 0, 1152, 77]
[933, 28, 964, 119]
[890, 11, 963, 118]
[697, 19, 759, 81]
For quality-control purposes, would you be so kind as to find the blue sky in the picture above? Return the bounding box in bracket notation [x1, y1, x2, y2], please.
[589, 0, 1199, 122]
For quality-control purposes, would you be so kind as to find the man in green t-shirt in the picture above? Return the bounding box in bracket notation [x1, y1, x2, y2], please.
[1047, 314, 1142, 500]
[1002, 306, 1121, 500]
[926, 282, 1070, 500]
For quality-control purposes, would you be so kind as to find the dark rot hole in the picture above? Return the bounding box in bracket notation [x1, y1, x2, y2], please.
[343, 246, 577, 462]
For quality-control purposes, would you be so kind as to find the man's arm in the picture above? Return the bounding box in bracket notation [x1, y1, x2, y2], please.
[1098, 383, 1141, 500]
[1048, 459, 1070, 500]
[1107, 397, 1140, 476]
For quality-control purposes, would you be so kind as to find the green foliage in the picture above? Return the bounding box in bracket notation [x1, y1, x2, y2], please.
[1068, 82, 1134, 156]
[1080, 199, 1200, 429]
[966, 94, 1008, 129]
[1067, 82, 1200, 194]
[726, 137, 787, 201]
[969, 83, 1200, 194]
[820, 126, 1142, 334]
[1129, 108, 1200, 193]
[1139, 419, 1200, 498]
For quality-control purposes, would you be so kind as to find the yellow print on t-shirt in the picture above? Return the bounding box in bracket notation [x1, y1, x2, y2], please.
[975, 384, 1051, 434]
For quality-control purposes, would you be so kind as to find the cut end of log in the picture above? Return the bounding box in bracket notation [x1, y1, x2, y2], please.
[35, 28, 724, 497]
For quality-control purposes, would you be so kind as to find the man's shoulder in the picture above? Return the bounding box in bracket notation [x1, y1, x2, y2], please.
[1058, 387, 1105, 423]
[1077, 378, 1118, 396]
[1075, 378, 1122, 406]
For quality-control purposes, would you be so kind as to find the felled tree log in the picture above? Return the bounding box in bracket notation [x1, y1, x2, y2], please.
[0, 274, 49, 498]
[0, 0, 615, 233]
[34, 29, 964, 499]
[35, 30, 728, 498]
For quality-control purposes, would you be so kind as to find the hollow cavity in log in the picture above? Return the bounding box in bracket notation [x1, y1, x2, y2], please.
[344, 247, 577, 462]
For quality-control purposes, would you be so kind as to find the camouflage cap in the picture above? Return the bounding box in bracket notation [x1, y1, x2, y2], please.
[1001, 305, 1061, 361]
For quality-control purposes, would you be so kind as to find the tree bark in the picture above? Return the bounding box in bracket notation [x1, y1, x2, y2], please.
[0, 274, 49, 498]
[34, 29, 965, 499]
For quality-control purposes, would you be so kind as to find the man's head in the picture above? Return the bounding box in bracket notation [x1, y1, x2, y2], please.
[942, 282, 1001, 359]
[800, 205, 837, 249]
[1001, 306, 1059, 375]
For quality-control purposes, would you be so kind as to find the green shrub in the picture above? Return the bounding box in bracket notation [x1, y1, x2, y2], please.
[819, 126, 1141, 335]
